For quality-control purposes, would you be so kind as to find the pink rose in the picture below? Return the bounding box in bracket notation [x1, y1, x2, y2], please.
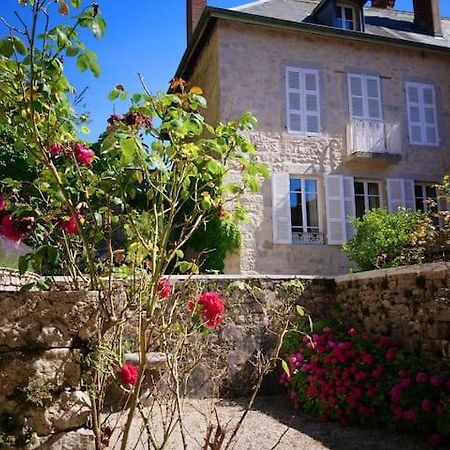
[430, 375, 443, 386]
[156, 278, 173, 298]
[347, 328, 357, 336]
[60, 214, 78, 234]
[403, 408, 417, 421]
[385, 347, 397, 361]
[120, 363, 138, 385]
[429, 433, 443, 447]
[189, 291, 225, 329]
[48, 143, 63, 155]
[73, 143, 95, 166]
[1, 215, 31, 241]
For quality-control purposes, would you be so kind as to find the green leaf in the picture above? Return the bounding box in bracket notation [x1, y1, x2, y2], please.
[66, 46, 79, 57]
[175, 249, 184, 259]
[76, 53, 89, 72]
[0, 38, 14, 57]
[80, 125, 90, 135]
[70, 0, 82, 7]
[12, 37, 27, 55]
[108, 88, 120, 101]
[296, 305, 305, 316]
[281, 359, 290, 377]
[120, 138, 138, 165]
[18, 255, 29, 275]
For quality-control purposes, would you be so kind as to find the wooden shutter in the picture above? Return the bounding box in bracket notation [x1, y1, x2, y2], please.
[272, 173, 292, 244]
[286, 67, 302, 133]
[366, 75, 382, 120]
[422, 85, 438, 145]
[325, 175, 347, 245]
[303, 70, 320, 133]
[343, 176, 356, 240]
[386, 178, 406, 212]
[348, 73, 382, 120]
[348, 73, 364, 119]
[286, 67, 320, 133]
[404, 180, 416, 211]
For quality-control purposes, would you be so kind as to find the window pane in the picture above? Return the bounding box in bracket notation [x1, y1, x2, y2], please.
[290, 178, 301, 192]
[345, 19, 354, 30]
[304, 179, 317, 193]
[345, 7, 353, 20]
[426, 185, 437, 200]
[415, 184, 423, 197]
[355, 196, 365, 218]
[290, 194, 303, 227]
[337, 7, 343, 18]
[368, 182, 379, 196]
[306, 193, 319, 228]
[368, 196, 380, 210]
[354, 182, 364, 195]
[337, 18, 344, 28]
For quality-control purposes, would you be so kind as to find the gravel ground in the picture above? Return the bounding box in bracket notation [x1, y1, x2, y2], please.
[107, 396, 426, 450]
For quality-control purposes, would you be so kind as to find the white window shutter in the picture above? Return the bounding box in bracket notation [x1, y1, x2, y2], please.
[386, 178, 406, 212]
[422, 85, 438, 145]
[348, 74, 364, 119]
[404, 180, 416, 211]
[406, 83, 422, 144]
[303, 70, 320, 133]
[366, 76, 382, 120]
[286, 67, 302, 132]
[343, 176, 356, 239]
[272, 173, 292, 244]
[325, 175, 347, 245]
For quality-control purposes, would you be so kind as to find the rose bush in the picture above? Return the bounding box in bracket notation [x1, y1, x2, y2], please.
[281, 326, 450, 447]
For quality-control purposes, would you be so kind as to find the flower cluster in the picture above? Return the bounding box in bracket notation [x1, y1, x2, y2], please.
[47, 142, 95, 166]
[189, 291, 224, 329]
[282, 326, 450, 447]
[120, 363, 139, 386]
[156, 278, 173, 298]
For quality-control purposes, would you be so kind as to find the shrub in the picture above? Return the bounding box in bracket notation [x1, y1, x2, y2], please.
[343, 208, 430, 271]
[281, 326, 450, 447]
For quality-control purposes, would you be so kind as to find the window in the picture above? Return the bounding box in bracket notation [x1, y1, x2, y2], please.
[337, 5, 355, 30]
[286, 67, 321, 134]
[415, 183, 437, 214]
[289, 178, 320, 243]
[348, 73, 382, 120]
[406, 82, 439, 146]
[354, 180, 381, 218]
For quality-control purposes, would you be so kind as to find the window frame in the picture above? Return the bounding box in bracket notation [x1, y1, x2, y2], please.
[405, 82, 439, 147]
[289, 176, 323, 245]
[353, 179, 383, 218]
[285, 66, 321, 136]
[336, 5, 356, 31]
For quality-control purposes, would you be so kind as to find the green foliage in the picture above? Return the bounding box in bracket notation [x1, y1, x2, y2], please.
[21, 378, 54, 407]
[189, 215, 241, 272]
[0, 125, 36, 182]
[343, 208, 430, 271]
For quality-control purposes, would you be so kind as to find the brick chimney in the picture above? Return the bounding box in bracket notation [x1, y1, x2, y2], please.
[413, 0, 442, 36]
[187, 0, 206, 42]
[371, 0, 395, 8]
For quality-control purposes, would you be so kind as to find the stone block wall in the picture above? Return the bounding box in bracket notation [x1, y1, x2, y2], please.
[0, 286, 98, 449]
[334, 262, 450, 368]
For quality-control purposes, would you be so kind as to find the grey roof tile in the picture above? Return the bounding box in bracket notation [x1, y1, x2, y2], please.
[230, 0, 450, 49]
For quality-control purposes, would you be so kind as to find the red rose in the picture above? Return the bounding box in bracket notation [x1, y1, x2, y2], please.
[1, 215, 28, 241]
[190, 291, 225, 329]
[60, 214, 78, 234]
[120, 363, 138, 385]
[73, 143, 95, 166]
[157, 278, 173, 298]
[49, 143, 63, 156]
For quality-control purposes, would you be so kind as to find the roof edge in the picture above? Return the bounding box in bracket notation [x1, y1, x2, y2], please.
[175, 6, 450, 80]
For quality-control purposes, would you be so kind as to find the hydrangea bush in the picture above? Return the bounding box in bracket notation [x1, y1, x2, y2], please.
[281, 326, 450, 447]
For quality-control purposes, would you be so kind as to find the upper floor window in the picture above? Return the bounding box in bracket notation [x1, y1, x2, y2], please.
[405, 82, 439, 146]
[337, 5, 356, 30]
[348, 73, 382, 120]
[285, 67, 321, 134]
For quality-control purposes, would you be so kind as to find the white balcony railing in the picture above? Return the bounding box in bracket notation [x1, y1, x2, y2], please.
[347, 119, 401, 156]
[292, 231, 324, 245]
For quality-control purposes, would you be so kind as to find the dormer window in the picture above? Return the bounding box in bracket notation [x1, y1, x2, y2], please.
[336, 5, 356, 30]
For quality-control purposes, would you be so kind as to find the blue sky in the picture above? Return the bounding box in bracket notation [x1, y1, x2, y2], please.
[1, 0, 449, 140]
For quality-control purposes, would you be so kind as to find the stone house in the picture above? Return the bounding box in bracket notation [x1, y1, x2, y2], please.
[177, 0, 450, 275]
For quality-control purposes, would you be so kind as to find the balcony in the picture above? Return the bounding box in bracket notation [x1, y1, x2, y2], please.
[346, 120, 401, 163]
[292, 231, 324, 245]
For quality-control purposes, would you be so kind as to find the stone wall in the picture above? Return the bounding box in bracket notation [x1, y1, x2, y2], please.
[0, 284, 98, 449]
[334, 262, 450, 368]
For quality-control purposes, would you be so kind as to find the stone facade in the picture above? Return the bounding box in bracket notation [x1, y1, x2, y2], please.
[189, 19, 450, 275]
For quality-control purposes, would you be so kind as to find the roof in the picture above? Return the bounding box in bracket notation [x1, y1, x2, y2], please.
[231, 0, 450, 49]
[175, 1, 450, 79]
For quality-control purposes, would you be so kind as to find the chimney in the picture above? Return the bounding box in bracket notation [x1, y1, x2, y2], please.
[371, 0, 395, 8]
[413, 0, 442, 36]
[187, 0, 206, 42]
